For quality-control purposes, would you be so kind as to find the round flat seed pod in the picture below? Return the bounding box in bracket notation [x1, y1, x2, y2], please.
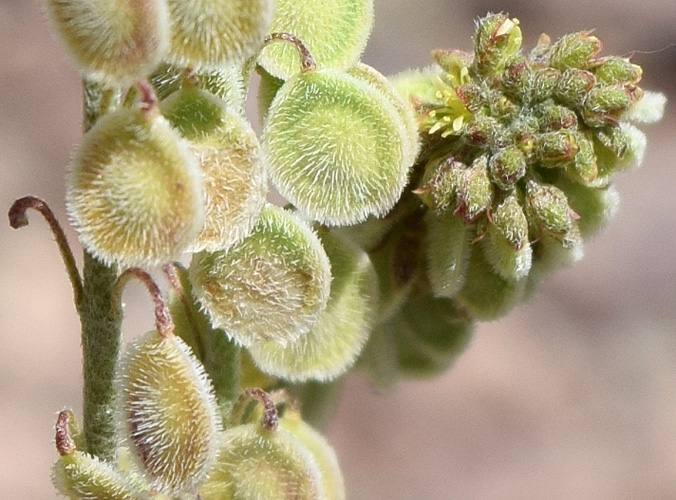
[160, 87, 267, 252]
[165, 0, 273, 69]
[46, 0, 169, 85]
[66, 107, 204, 268]
[391, 295, 474, 378]
[263, 70, 409, 226]
[52, 451, 142, 500]
[425, 211, 474, 299]
[189, 205, 332, 347]
[258, 0, 374, 79]
[348, 62, 420, 167]
[248, 231, 377, 382]
[198, 423, 325, 500]
[150, 62, 246, 109]
[281, 415, 346, 500]
[116, 331, 221, 493]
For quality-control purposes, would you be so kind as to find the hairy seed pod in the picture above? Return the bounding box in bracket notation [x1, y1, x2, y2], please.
[46, 0, 169, 86]
[482, 195, 532, 281]
[457, 248, 527, 320]
[556, 178, 619, 238]
[160, 87, 267, 252]
[531, 226, 584, 275]
[281, 413, 346, 500]
[116, 330, 221, 493]
[248, 231, 378, 382]
[390, 295, 474, 378]
[258, 0, 374, 79]
[198, 423, 325, 500]
[390, 65, 444, 104]
[66, 107, 204, 268]
[52, 451, 143, 500]
[190, 205, 332, 347]
[621, 90, 666, 124]
[149, 62, 246, 109]
[165, 0, 273, 69]
[425, 211, 474, 298]
[348, 62, 421, 167]
[263, 69, 410, 225]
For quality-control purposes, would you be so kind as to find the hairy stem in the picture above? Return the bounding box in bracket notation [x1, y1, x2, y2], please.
[80, 79, 122, 460]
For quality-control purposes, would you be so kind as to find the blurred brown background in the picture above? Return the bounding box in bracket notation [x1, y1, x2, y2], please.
[1, 0, 675, 498]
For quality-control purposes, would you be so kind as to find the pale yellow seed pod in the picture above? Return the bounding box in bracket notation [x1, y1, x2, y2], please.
[165, 0, 273, 69]
[160, 87, 267, 252]
[189, 205, 332, 347]
[259, 0, 374, 79]
[46, 0, 169, 86]
[263, 69, 410, 225]
[248, 230, 378, 382]
[66, 107, 204, 268]
[52, 451, 144, 500]
[280, 413, 346, 500]
[199, 423, 325, 500]
[116, 330, 221, 494]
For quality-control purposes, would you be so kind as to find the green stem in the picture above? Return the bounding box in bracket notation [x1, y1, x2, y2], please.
[80, 79, 122, 460]
[80, 252, 121, 460]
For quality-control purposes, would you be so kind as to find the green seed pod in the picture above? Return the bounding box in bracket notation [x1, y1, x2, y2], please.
[526, 181, 574, 238]
[160, 87, 267, 252]
[149, 62, 246, 109]
[547, 31, 601, 71]
[198, 423, 325, 500]
[190, 205, 332, 347]
[258, 0, 374, 79]
[481, 195, 531, 281]
[116, 330, 221, 494]
[263, 69, 409, 225]
[390, 295, 474, 378]
[348, 62, 421, 166]
[473, 13, 523, 77]
[458, 248, 527, 320]
[257, 66, 286, 126]
[165, 0, 273, 69]
[66, 107, 204, 268]
[425, 211, 474, 298]
[248, 230, 377, 382]
[390, 65, 444, 104]
[591, 56, 642, 85]
[52, 452, 144, 500]
[332, 214, 397, 253]
[489, 146, 527, 190]
[555, 178, 619, 238]
[280, 412, 346, 500]
[456, 156, 493, 222]
[46, 0, 169, 86]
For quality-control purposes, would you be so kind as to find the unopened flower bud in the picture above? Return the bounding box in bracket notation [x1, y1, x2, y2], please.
[462, 113, 502, 146]
[569, 132, 598, 183]
[535, 101, 578, 131]
[457, 156, 494, 221]
[591, 56, 642, 85]
[535, 129, 577, 165]
[417, 157, 466, 213]
[582, 85, 634, 127]
[473, 13, 523, 76]
[432, 49, 474, 77]
[489, 146, 527, 190]
[483, 194, 531, 280]
[548, 31, 601, 70]
[526, 181, 574, 237]
[553, 68, 596, 108]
